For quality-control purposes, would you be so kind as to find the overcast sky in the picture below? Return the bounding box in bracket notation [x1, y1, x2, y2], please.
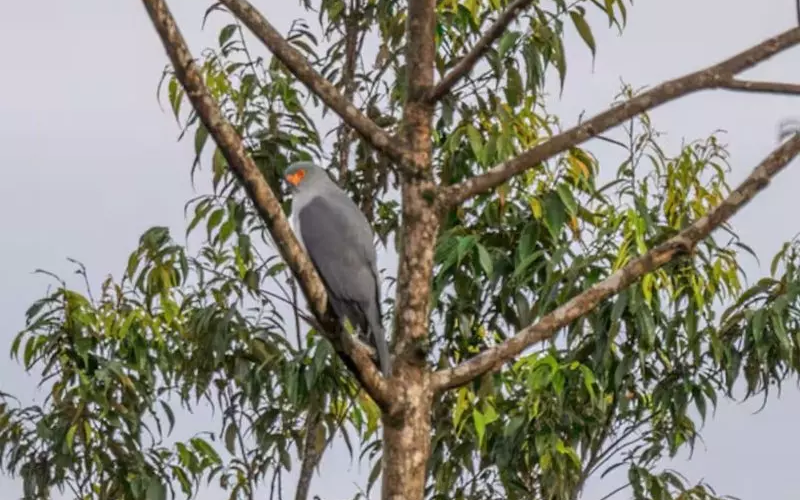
[1, 1, 800, 499]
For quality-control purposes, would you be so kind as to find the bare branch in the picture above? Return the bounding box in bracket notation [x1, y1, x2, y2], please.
[721, 78, 800, 96]
[295, 405, 323, 500]
[440, 27, 800, 206]
[217, 0, 417, 170]
[336, 1, 362, 185]
[426, 0, 534, 102]
[141, 0, 392, 408]
[431, 132, 800, 392]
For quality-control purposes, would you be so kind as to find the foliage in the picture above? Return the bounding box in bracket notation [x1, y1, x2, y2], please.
[3, 1, 800, 500]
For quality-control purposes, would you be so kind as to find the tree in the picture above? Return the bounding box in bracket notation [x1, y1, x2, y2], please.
[3, 1, 800, 500]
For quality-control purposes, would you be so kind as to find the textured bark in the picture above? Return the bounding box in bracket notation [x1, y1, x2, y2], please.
[294, 407, 323, 500]
[141, 0, 392, 409]
[382, 1, 439, 500]
[336, 2, 361, 186]
[440, 26, 800, 205]
[382, 370, 433, 500]
[431, 133, 800, 392]
[722, 79, 800, 95]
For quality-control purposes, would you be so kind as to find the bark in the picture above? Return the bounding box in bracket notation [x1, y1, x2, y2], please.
[382, 370, 433, 500]
[140, 0, 392, 409]
[722, 79, 800, 95]
[432, 132, 800, 392]
[381, 1, 439, 500]
[336, 0, 362, 186]
[294, 406, 323, 500]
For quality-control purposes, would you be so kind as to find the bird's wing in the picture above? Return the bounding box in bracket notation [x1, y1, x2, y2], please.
[297, 195, 378, 307]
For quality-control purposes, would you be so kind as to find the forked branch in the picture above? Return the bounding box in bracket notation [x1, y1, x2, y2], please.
[431, 132, 800, 392]
[440, 26, 800, 206]
[141, 0, 392, 408]
[427, 0, 534, 102]
[217, 0, 418, 171]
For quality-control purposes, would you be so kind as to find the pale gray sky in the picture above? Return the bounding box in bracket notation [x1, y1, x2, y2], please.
[1, 1, 799, 499]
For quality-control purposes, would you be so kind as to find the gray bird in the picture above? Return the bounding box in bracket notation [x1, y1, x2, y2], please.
[282, 161, 391, 377]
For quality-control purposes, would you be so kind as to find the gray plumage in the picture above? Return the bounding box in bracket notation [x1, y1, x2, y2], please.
[283, 161, 391, 377]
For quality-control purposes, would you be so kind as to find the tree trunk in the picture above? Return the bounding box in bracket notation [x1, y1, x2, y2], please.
[381, 365, 433, 500]
[383, 0, 438, 497]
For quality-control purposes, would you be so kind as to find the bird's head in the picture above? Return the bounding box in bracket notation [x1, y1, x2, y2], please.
[282, 161, 330, 193]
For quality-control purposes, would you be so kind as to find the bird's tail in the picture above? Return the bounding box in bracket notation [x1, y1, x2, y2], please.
[374, 326, 391, 378]
[367, 312, 391, 378]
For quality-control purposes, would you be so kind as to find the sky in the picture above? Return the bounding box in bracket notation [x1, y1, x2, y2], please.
[1, 1, 800, 499]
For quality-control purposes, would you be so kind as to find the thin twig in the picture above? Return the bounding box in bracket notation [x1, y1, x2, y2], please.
[336, 0, 362, 185]
[427, 0, 534, 102]
[597, 482, 631, 500]
[722, 78, 800, 96]
[295, 403, 323, 500]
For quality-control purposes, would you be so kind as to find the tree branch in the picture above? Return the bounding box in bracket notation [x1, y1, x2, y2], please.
[336, 1, 362, 186]
[141, 0, 392, 409]
[721, 78, 800, 96]
[439, 26, 800, 206]
[431, 132, 800, 392]
[426, 0, 534, 102]
[295, 404, 323, 500]
[217, 0, 418, 171]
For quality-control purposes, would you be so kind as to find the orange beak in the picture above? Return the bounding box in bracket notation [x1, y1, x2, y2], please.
[285, 169, 306, 186]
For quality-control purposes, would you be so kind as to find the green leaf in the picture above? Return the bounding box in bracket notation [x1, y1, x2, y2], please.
[476, 243, 493, 277]
[466, 124, 483, 161]
[218, 24, 237, 47]
[167, 77, 183, 122]
[191, 437, 222, 464]
[160, 401, 176, 435]
[770, 309, 791, 352]
[224, 423, 237, 455]
[505, 66, 523, 108]
[186, 199, 212, 238]
[65, 424, 77, 454]
[556, 184, 578, 215]
[569, 10, 597, 56]
[146, 480, 167, 500]
[543, 192, 567, 239]
[498, 31, 521, 56]
[194, 123, 209, 162]
[206, 208, 224, 240]
[456, 236, 477, 264]
[312, 339, 331, 376]
[751, 309, 766, 342]
[472, 408, 486, 447]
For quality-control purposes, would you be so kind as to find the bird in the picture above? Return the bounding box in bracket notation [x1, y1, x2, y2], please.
[282, 161, 391, 377]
